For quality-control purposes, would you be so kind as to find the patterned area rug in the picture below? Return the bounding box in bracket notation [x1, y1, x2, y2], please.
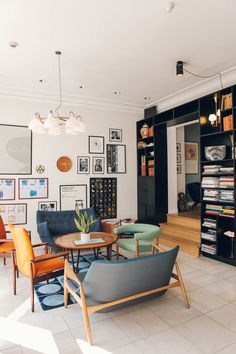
[35, 250, 127, 311]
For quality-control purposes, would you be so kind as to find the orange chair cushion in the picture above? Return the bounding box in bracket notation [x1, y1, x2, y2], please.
[0, 241, 14, 253]
[33, 254, 64, 276]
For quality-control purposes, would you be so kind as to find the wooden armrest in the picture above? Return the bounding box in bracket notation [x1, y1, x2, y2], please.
[152, 243, 165, 252]
[64, 259, 82, 286]
[0, 239, 13, 243]
[31, 251, 69, 264]
[32, 242, 48, 248]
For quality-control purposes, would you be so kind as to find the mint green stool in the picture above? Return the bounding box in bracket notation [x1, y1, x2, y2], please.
[113, 223, 160, 259]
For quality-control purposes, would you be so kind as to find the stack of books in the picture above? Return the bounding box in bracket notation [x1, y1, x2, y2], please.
[219, 176, 234, 188]
[220, 166, 234, 174]
[141, 155, 146, 176]
[219, 190, 234, 203]
[221, 206, 235, 218]
[203, 189, 219, 202]
[201, 244, 216, 255]
[205, 204, 222, 216]
[202, 218, 217, 229]
[202, 165, 221, 174]
[201, 229, 216, 242]
[223, 114, 233, 131]
[148, 159, 154, 176]
[202, 177, 219, 188]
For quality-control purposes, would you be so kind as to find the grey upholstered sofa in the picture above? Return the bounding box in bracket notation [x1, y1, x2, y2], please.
[36, 208, 101, 246]
[64, 245, 190, 345]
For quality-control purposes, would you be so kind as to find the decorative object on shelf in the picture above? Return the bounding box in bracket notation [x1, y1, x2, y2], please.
[148, 126, 154, 137]
[92, 157, 105, 174]
[38, 201, 57, 212]
[0, 124, 32, 175]
[176, 143, 181, 152]
[223, 115, 233, 131]
[74, 209, 95, 243]
[77, 156, 90, 174]
[60, 184, 87, 211]
[90, 178, 117, 219]
[221, 93, 232, 111]
[137, 141, 147, 149]
[185, 142, 199, 174]
[177, 165, 181, 174]
[19, 178, 48, 199]
[0, 203, 27, 225]
[150, 151, 154, 156]
[177, 154, 181, 163]
[107, 144, 126, 174]
[36, 164, 45, 174]
[0, 179, 15, 200]
[89, 136, 104, 154]
[56, 156, 72, 172]
[205, 145, 226, 161]
[140, 123, 149, 138]
[208, 93, 221, 127]
[28, 51, 86, 136]
[109, 128, 122, 142]
[177, 192, 187, 212]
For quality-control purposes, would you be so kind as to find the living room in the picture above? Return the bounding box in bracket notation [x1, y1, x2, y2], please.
[1, 1, 236, 353]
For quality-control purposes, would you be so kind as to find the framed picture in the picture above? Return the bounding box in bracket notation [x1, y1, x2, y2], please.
[177, 154, 181, 163]
[109, 128, 122, 142]
[38, 201, 57, 212]
[90, 178, 117, 218]
[0, 203, 27, 225]
[185, 142, 199, 174]
[92, 157, 105, 174]
[177, 165, 181, 174]
[77, 156, 90, 174]
[0, 179, 15, 200]
[19, 178, 48, 199]
[107, 144, 126, 174]
[0, 124, 32, 175]
[60, 184, 87, 211]
[89, 136, 104, 154]
[176, 143, 181, 153]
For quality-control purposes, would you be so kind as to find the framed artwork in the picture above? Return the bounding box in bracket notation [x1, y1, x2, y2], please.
[88, 136, 104, 154]
[107, 144, 126, 174]
[19, 178, 48, 199]
[177, 165, 181, 174]
[0, 203, 27, 225]
[177, 154, 181, 163]
[77, 156, 90, 174]
[0, 179, 15, 200]
[60, 184, 87, 211]
[92, 157, 105, 174]
[0, 124, 32, 175]
[109, 128, 122, 142]
[185, 142, 199, 174]
[38, 201, 57, 212]
[176, 143, 181, 153]
[90, 178, 117, 219]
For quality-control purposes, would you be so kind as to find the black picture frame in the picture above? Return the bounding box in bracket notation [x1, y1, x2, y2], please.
[90, 178, 117, 219]
[38, 201, 57, 212]
[77, 156, 90, 174]
[177, 165, 181, 174]
[88, 136, 104, 154]
[107, 144, 126, 174]
[18, 178, 48, 200]
[92, 157, 105, 174]
[176, 143, 181, 153]
[177, 154, 181, 163]
[60, 184, 87, 211]
[109, 128, 122, 142]
[0, 124, 32, 175]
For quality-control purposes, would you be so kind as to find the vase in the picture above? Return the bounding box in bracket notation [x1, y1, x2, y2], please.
[80, 233, 90, 243]
[140, 124, 149, 138]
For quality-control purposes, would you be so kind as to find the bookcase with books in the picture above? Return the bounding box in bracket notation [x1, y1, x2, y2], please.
[200, 86, 236, 265]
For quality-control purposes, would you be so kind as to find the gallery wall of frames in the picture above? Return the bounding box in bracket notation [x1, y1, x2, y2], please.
[0, 99, 139, 242]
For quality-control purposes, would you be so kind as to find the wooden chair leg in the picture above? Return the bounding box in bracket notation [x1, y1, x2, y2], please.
[11, 251, 16, 295]
[3, 257, 6, 265]
[175, 261, 190, 309]
[81, 291, 92, 345]
[135, 240, 139, 257]
[29, 264, 35, 312]
[116, 240, 119, 260]
[64, 285, 69, 308]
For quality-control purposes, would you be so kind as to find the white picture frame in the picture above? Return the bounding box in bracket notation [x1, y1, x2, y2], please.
[92, 157, 105, 174]
[19, 178, 48, 199]
[77, 156, 90, 174]
[109, 128, 122, 142]
[0, 179, 15, 200]
[60, 184, 87, 211]
[89, 136, 104, 154]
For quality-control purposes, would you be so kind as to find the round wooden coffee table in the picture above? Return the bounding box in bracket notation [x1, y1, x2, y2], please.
[55, 232, 116, 272]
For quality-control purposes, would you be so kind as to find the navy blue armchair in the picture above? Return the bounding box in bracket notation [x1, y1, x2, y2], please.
[36, 208, 101, 246]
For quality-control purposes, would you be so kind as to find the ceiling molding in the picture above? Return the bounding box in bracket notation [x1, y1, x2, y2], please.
[0, 86, 144, 114]
[148, 65, 236, 113]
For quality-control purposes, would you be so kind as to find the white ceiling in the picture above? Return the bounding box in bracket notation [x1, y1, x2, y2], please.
[1, 0, 236, 111]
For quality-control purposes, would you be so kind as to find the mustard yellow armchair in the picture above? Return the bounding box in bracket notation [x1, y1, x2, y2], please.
[9, 225, 69, 312]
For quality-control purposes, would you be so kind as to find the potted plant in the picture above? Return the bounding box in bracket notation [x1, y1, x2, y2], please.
[74, 209, 95, 243]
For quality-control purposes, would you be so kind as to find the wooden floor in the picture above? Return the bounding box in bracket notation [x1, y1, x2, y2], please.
[160, 208, 201, 257]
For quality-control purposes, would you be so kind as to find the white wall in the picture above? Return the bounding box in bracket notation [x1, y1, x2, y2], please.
[0, 96, 141, 242]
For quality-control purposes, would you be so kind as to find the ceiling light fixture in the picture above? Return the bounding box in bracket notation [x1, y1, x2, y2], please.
[113, 91, 121, 95]
[144, 96, 151, 100]
[28, 51, 86, 136]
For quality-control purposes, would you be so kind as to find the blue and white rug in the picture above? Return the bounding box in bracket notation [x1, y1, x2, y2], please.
[35, 250, 126, 311]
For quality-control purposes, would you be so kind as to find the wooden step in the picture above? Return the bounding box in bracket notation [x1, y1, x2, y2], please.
[160, 233, 200, 257]
[167, 214, 200, 231]
[160, 223, 200, 243]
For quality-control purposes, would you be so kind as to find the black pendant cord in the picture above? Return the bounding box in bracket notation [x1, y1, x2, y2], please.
[183, 68, 224, 90]
[55, 51, 62, 116]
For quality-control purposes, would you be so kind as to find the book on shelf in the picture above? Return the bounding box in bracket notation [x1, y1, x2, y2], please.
[223, 114, 233, 131]
[221, 93, 232, 110]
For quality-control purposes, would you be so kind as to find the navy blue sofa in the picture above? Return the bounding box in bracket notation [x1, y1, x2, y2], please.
[36, 208, 101, 246]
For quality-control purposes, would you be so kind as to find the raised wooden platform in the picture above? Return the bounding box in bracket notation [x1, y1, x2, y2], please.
[160, 210, 201, 256]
